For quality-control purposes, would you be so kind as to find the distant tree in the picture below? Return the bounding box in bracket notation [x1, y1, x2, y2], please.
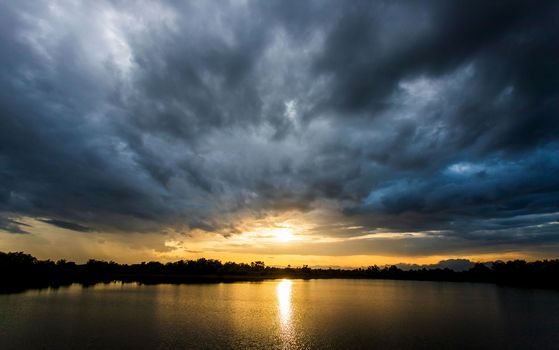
[2, 251, 559, 293]
[251, 261, 265, 271]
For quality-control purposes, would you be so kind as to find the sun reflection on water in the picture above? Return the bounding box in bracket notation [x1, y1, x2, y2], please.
[277, 279, 299, 348]
[277, 279, 293, 325]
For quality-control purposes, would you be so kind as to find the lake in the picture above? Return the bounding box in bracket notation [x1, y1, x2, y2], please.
[1, 279, 558, 349]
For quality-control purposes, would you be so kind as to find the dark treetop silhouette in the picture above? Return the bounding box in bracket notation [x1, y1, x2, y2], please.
[1, 251, 558, 293]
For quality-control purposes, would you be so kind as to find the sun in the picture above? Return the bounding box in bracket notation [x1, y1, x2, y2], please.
[273, 227, 294, 242]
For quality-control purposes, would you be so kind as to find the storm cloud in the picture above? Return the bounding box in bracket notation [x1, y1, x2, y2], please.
[0, 0, 558, 257]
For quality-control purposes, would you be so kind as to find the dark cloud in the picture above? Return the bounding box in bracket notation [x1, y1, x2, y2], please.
[0, 215, 30, 234]
[0, 0, 558, 256]
[38, 219, 91, 232]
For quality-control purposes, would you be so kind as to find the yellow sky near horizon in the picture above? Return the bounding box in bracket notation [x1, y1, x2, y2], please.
[0, 216, 550, 267]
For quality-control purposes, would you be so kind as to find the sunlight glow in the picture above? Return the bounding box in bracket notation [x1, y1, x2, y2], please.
[273, 227, 294, 242]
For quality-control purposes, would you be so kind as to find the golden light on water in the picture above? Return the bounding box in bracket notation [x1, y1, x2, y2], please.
[277, 279, 293, 325]
[276, 279, 298, 347]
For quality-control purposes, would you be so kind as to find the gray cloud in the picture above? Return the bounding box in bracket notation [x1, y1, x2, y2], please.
[38, 219, 91, 232]
[0, 215, 30, 234]
[0, 0, 558, 256]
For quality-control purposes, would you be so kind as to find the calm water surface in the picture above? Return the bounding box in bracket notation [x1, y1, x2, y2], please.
[1, 279, 558, 349]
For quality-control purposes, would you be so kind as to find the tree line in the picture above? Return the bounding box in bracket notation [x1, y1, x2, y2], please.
[1, 251, 558, 293]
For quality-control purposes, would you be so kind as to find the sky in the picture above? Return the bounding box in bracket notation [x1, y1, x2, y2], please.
[1, 0, 558, 267]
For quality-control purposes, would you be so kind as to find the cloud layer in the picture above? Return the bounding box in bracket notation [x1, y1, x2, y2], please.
[1, 0, 558, 257]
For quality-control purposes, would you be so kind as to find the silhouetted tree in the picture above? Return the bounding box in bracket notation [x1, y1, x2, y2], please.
[1, 251, 559, 293]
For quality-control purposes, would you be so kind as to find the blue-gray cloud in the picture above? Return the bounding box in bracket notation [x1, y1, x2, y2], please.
[0, 0, 558, 256]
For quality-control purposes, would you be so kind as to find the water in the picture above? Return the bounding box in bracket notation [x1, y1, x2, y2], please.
[1, 279, 558, 349]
